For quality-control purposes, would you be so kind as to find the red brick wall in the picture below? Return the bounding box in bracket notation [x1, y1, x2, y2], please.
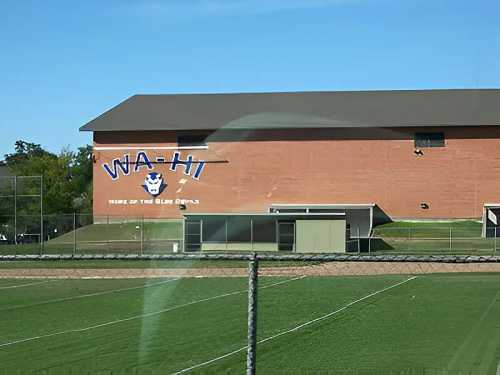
[92, 127, 500, 219]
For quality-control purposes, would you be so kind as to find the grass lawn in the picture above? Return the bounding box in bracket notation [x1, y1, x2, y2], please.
[369, 220, 499, 255]
[1, 273, 500, 374]
[52, 221, 183, 243]
[373, 220, 482, 238]
[0, 221, 184, 255]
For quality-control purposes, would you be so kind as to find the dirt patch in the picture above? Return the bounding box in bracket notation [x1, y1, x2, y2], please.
[1, 261, 500, 279]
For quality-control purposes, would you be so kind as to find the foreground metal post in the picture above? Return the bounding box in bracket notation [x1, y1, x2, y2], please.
[247, 253, 259, 375]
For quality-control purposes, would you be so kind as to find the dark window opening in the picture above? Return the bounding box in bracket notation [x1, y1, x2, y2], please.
[177, 134, 207, 147]
[252, 218, 277, 243]
[227, 217, 251, 242]
[414, 132, 445, 148]
[201, 217, 226, 242]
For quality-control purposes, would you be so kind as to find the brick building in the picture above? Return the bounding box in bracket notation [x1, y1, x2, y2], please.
[81, 89, 500, 252]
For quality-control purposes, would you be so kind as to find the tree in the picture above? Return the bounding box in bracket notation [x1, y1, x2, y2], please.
[69, 145, 93, 212]
[3, 141, 93, 215]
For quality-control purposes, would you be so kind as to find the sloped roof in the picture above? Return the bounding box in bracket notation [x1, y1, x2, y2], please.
[80, 89, 500, 132]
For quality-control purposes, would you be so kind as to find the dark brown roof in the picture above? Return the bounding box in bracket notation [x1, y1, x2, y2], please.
[80, 89, 500, 132]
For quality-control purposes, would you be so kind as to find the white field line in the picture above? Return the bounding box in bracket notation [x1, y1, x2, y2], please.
[0, 276, 304, 349]
[173, 275, 418, 375]
[0, 278, 182, 312]
[0, 280, 55, 290]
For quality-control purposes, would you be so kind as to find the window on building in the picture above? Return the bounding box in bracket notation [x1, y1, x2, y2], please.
[177, 134, 207, 148]
[227, 217, 251, 242]
[252, 218, 277, 243]
[414, 132, 445, 148]
[201, 217, 226, 242]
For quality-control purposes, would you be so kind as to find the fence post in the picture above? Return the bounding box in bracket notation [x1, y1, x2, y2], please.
[40, 175, 44, 256]
[107, 215, 110, 253]
[449, 227, 452, 253]
[357, 227, 360, 254]
[495, 229, 497, 255]
[140, 216, 144, 256]
[368, 232, 371, 253]
[408, 227, 411, 252]
[73, 212, 76, 256]
[246, 253, 259, 375]
[14, 176, 17, 245]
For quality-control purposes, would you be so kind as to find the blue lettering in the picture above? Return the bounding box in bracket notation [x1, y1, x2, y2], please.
[193, 161, 205, 180]
[134, 151, 153, 172]
[170, 152, 193, 176]
[102, 154, 130, 180]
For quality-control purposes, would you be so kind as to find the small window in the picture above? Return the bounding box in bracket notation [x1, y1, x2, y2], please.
[252, 218, 277, 243]
[177, 134, 207, 147]
[227, 217, 251, 242]
[201, 217, 226, 242]
[414, 132, 445, 148]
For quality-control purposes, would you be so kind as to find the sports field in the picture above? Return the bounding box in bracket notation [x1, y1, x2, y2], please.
[1, 272, 500, 374]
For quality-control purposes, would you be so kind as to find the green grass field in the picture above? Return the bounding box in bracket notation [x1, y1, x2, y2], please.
[370, 220, 499, 255]
[1, 273, 500, 374]
[373, 220, 482, 237]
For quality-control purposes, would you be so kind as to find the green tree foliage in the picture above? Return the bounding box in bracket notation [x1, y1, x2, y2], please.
[3, 141, 93, 215]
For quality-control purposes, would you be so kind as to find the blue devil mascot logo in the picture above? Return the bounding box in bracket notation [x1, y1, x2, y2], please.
[142, 172, 167, 197]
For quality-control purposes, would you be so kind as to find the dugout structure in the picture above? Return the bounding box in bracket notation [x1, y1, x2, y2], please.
[184, 212, 347, 253]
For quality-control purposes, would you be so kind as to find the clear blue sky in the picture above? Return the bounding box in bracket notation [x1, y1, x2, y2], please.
[1, 0, 499, 157]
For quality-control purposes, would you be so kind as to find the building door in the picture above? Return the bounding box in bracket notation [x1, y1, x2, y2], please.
[278, 221, 295, 251]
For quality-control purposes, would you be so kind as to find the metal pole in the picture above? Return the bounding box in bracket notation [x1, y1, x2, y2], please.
[73, 212, 77, 256]
[449, 227, 452, 253]
[357, 227, 360, 254]
[40, 176, 44, 255]
[140, 216, 144, 255]
[107, 214, 110, 253]
[408, 227, 411, 252]
[368, 232, 371, 253]
[495, 228, 497, 255]
[13, 176, 17, 245]
[246, 253, 259, 375]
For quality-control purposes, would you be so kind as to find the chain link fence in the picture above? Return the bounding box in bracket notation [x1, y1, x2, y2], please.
[0, 214, 183, 255]
[369, 225, 498, 255]
[1, 214, 499, 257]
